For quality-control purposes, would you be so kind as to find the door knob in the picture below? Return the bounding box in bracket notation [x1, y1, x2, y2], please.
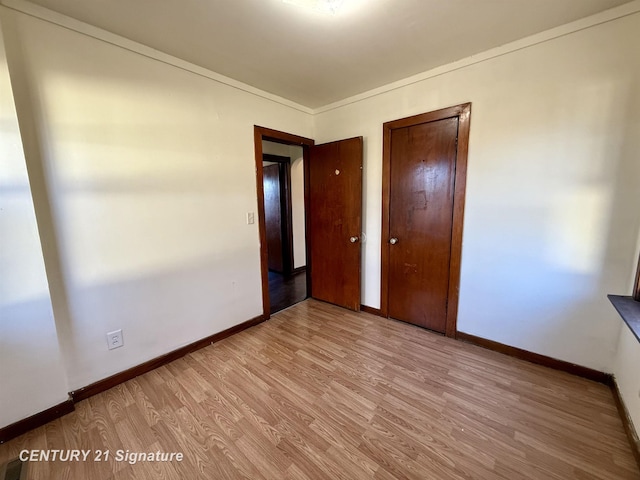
[350, 236, 359, 243]
[389, 237, 398, 245]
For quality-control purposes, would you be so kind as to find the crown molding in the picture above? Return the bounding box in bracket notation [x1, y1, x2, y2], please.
[1, 0, 638, 116]
[313, 0, 640, 114]
[0, 0, 315, 115]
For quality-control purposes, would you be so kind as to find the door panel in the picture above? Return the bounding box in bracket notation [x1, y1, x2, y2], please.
[388, 117, 458, 332]
[264, 164, 284, 272]
[309, 137, 363, 311]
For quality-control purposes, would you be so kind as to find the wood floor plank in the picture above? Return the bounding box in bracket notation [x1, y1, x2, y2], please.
[1, 299, 637, 479]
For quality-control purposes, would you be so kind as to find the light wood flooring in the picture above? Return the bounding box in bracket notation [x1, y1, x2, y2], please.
[1, 299, 638, 479]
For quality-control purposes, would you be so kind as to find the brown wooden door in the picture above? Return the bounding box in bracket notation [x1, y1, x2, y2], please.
[263, 164, 284, 272]
[309, 137, 363, 311]
[388, 117, 459, 332]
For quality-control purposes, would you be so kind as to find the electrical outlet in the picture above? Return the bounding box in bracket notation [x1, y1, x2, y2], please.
[106, 329, 123, 350]
[246, 212, 255, 225]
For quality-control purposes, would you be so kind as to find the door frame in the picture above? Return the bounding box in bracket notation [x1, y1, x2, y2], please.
[263, 153, 294, 275]
[254, 126, 314, 319]
[380, 103, 471, 338]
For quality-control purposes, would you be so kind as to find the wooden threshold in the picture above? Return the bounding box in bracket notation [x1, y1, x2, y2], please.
[360, 304, 384, 317]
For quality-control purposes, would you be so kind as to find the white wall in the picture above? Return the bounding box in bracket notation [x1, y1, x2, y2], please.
[2, 0, 639, 431]
[290, 147, 305, 269]
[613, 232, 640, 437]
[262, 141, 306, 268]
[0, 22, 68, 428]
[614, 325, 640, 439]
[314, 12, 640, 372]
[0, 6, 313, 392]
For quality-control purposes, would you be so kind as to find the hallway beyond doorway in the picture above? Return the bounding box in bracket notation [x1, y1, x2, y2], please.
[268, 270, 307, 314]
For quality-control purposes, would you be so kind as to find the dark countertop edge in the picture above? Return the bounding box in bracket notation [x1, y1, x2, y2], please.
[608, 295, 640, 344]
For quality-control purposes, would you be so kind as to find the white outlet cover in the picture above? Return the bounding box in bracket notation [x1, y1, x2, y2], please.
[107, 329, 124, 350]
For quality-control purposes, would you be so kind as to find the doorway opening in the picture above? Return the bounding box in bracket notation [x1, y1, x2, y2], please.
[255, 126, 364, 318]
[262, 145, 307, 314]
[254, 127, 314, 317]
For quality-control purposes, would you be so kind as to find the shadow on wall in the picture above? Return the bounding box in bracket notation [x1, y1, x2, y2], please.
[1, 252, 261, 391]
[460, 71, 640, 369]
[1, 13, 268, 392]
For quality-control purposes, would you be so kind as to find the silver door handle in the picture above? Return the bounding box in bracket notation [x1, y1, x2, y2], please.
[350, 236, 359, 243]
[389, 237, 398, 245]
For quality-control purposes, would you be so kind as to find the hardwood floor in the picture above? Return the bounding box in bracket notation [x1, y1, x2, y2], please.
[269, 270, 307, 314]
[1, 299, 637, 479]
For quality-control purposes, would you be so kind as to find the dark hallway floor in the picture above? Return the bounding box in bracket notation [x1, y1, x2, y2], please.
[268, 269, 307, 314]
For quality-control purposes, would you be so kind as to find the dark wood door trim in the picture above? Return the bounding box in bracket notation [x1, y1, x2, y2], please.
[263, 164, 285, 273]
[263, 154, 294, 275]
[380, 103, 471, 337]
[254, 126, 314, 319]
[263, 154, 292, 163]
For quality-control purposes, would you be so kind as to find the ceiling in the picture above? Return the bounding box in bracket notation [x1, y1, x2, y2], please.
[23, 0, 633, 108]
